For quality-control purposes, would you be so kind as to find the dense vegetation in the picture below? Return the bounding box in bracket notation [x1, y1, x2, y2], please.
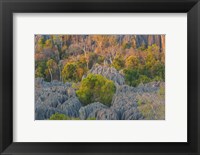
[35, 35, 165, 86]
[76, 74, 116, 106]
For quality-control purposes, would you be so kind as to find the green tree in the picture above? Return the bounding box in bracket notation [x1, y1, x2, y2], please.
[38, 37, 45, 48]
[35, 61, 47, 78]
[46, 59, 57, 82]
[124, 69, 139, 86]
[138, 42, 147, 51]
[112, 56, 125, 70]
[62, 62, 77, 82]
[125, 55, 140, 69]
[45, 39, 53, 48]
[76, 74, 116, 106]
[62, 61, 88, 83]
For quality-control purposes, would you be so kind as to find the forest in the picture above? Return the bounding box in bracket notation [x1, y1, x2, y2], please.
[35, 35, 165, 120]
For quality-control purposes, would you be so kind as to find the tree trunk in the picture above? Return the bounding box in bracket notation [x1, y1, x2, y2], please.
[49, 68, 53, 82]
[83, 45, 89, 70]
[58, 66, 62, 82]
[104, 60, 106, 66]
[109, 57, 113, 64]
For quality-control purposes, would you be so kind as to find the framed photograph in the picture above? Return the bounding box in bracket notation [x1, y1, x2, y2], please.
[0, 0, 200, 154]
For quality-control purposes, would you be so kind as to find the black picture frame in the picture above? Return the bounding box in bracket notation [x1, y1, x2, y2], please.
[0, 0, 200, 154]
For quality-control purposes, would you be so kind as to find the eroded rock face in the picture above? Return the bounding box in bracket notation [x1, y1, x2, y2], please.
[96, 109, 119, 120]
[35, 105, 64, 120]
[35, 78, 164, 120]
[35, 78, 82, 120]
[79, 102, 120, 120]
[57, 97, 81, 118]
[79, 102, 107, 120]
[135, 35, 165, 52]
[86, 64, 125, 85]
[121, 107, 143, 120]
[111, 82, 164, 120]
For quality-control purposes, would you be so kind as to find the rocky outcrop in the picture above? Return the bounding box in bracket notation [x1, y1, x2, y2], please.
[135, 35, 165, 52]
[35, 105, 64, 120]
[35, 78, 82, 120]
[79, 102, 107, 120]
[35, 78, 164, 120]
[79, 102, 119, 120]
[121, 107, 143, 120]
[110, 82, 164, 120]
[161, 35, 165, 52]
[86, 64, 125, 85]
[111, 85, 140, 120]
[57, 97, 82, 118]
[96, 108, 119, 120]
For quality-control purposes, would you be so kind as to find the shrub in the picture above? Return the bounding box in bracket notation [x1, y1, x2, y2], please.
[125, 55, 139, 69]
[49, 113, 70, 120]
[124, 69, 139, 86]
[35, 60, 47, 79]
[158, 85, 165, 96]
[76, 74, 116, 106]
[122, 42, 131, 49]
[137, 99, 143, 106]
[49, 113, 80, 120]
[49, 113, 97, 120]
[62, 60, 87, 82]
[62, 62, 87, 83]
[112, 56, 125, 70]
[137, 75, 151, 84]
[62, 62, 77, 82]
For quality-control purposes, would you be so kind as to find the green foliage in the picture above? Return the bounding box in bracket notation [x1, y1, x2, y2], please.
[45, 39, 53, 48]
[35, 61, 47, 78]
[122, 42, 131, 49]
[49, 113, 96, 120]
[46, 59, 58, 81]
[137, 99, 143, 106]
[62, 62, 77, 82]
[76, 74, 116, 106]
[147, 44, 160, 52]
[38, 37, 45, 48]
[46, 59, 57, 69]
[62, 62, 87, 83]
[124, 44, 165, 87]
[72, 82, 80, 90]
[97, 55, 105, 64]
[137, 75, 151, 84]
[112, 56, 125, 70]
[87, 52, 98, 69]
[158, 85, 165, 96]
[125, 55, 140, 69]
[49, 113, 70, 120]
[124, 69, 139, 86]
[35, 36, 165, 88]
[138, 42, 147, 51]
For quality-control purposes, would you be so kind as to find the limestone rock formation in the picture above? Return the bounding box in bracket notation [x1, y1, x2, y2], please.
[79, 102, 107, 120]
[86, 64, 125, 85]
[35, 78, 82, 120]
[96, 108, 119, 120]
[35, 78, 164, 120]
